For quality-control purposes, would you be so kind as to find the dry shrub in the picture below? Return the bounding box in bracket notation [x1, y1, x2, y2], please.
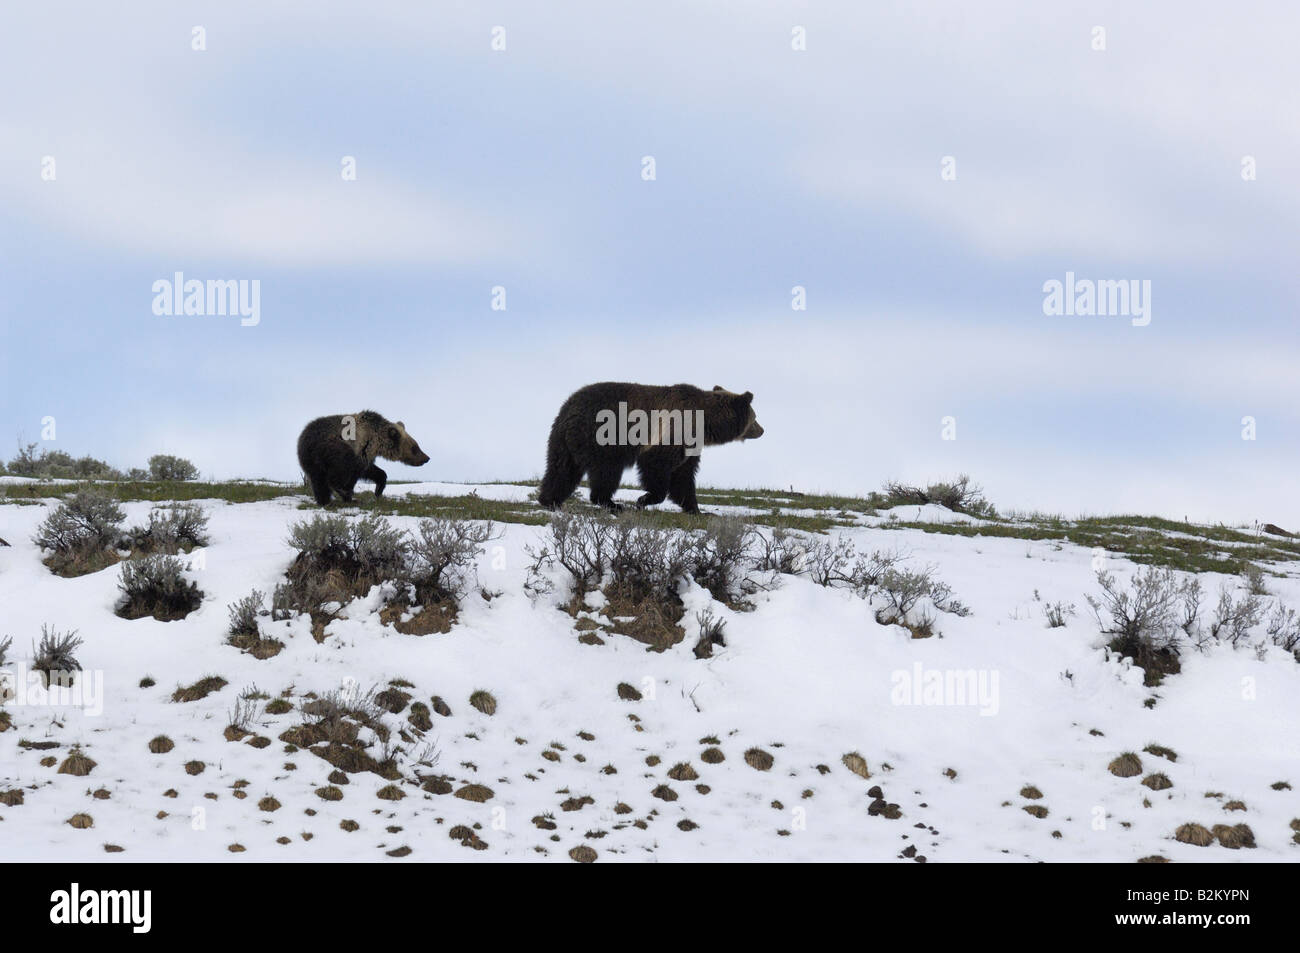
[293, 686, 402, 781]
[280, 513, 408, 615]
[375, 687, 411, 714]
[172, 676, 227, 703]
[881, 475, 996, 517]
[693, 609, 727, 659]
[407, 517, 497, 604]
[601, 590, 685, 651]
[130, 503, 210, 555]
[842, 752, 870, 779]
[116, 555, 202, 621]
[1212, 823, 1255, 849]
[1108, 753, 1143, 778]
[33, 491, 125, 577]
[754, 527, 806, 575]
[32, 626, 84, 688]
[225, 589, 283, 659]
[1174, 823, 1214, 846]
[1088, 568, 1187, 685]
[407, 702, 432, 731]
[1143, 743, 1177, 762]
[58, 748, 96, 776]
[1142, 773, 1173, 791]
[534, 512, 692, 650]
[688, 515, 757, 605]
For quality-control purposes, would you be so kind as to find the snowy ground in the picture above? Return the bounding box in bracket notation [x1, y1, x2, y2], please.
[1, 481, 1298, 862]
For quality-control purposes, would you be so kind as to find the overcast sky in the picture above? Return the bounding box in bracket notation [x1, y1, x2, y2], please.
[1, 1, 1296, 525]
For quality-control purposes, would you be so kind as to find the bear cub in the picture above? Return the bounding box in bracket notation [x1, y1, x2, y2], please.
[297, 411, 430, 505]
[538, 383, 763, 514]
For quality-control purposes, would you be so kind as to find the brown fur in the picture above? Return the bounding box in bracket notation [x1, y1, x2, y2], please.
[538, 383, 763, 513]
[297, 410, 429, 505]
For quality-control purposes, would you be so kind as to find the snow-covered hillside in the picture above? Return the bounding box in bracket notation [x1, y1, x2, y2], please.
[2, 481, 1298, 862]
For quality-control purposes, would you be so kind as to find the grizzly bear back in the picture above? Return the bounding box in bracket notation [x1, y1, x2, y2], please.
[297, 409, 405, 476]
[548, 382, 754, 470]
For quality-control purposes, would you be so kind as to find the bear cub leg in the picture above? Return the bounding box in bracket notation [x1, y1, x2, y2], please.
[363, 463, 388, 498]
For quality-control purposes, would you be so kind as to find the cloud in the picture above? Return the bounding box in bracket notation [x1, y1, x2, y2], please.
[2, 1, 1296, 529]
[0, 122, 525, 267]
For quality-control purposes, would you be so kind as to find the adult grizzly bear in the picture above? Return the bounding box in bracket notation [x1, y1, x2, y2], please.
[297, 411, 430, 505]
[538, 383, 763, 513]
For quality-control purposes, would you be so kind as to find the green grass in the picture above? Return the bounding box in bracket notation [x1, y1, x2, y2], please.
[308, 490, 843, 532]
[0, 479, 299, 504]
[327, 492, 552, 526]
[5, 477, 1295, 574]
[883, 515, 1300, 575]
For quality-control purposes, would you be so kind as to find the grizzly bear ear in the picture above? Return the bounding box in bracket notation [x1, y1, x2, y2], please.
[742, 391, 753, 402]
[396, 421, 405, 428]
[713, 385, 723, 392]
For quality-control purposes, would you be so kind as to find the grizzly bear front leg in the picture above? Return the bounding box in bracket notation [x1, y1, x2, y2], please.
[364, 463, 388, 497]
[667, 457, 701, 514]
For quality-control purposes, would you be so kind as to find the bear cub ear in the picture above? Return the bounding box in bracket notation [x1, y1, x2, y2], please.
[712, 385, 723, 392]
[741, 391, 753, 402]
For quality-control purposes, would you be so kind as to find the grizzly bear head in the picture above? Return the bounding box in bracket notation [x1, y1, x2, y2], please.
[712, 386, 764, 441]
[378, 421, 431, 467]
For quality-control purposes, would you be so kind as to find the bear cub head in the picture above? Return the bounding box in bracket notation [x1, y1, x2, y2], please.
[372, 418, 430, 466]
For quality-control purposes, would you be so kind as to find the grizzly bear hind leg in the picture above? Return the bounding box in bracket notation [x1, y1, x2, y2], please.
[306, 471, 333, 506]
[668, 458, 701, 514]
[539, 458, 583, 509]
[635, 455, 672, 509]
[588, 463, 625, 513]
